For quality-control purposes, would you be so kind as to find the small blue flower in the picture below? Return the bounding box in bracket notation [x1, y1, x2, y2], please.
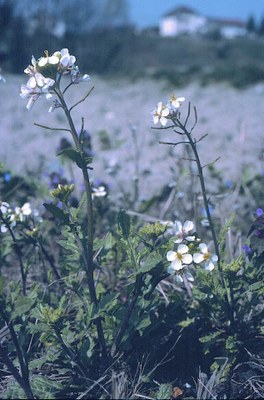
[242, 245, 252, 256]
[3, 172, 11, 182]
[256, 208, 264, 218]
[255, 229, 264, 238]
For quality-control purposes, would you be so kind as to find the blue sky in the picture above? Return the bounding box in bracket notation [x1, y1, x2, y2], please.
[128, 0, 264, 28]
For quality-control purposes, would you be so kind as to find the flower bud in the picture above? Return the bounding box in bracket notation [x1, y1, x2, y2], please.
[50, 184, 75, 203]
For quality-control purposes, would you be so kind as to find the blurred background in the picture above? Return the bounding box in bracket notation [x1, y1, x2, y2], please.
[1, 0, 264, 84]
[1, 0, 264, 208]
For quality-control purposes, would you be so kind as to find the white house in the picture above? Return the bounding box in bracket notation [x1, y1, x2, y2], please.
[159, 6, 207, 37]
[208, 18, 247, 39]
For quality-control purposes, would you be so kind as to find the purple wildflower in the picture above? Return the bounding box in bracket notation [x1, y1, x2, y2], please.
[256, 208, 264, 218]
[242, 245, 252, 256]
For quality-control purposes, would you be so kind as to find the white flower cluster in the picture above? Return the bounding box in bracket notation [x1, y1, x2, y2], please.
[166, 220, 218, 283]
[0, 201, 41, 233]
[20, 48, 90, 111]
[151, 94, 186, 127]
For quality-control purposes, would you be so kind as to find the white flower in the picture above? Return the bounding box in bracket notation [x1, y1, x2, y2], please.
[20, 73, 55, 110]
[193, 243, 218, 271]
[92, 186, 107, 198]
[59, 48, 76, 69]
[14, 203, 32, 222]
[0, 201, 10, 214]
[38, 53, 60, 68]
[0, 202, 16, 233]
[173, 220, 195, 243]
[82, 74, 90, 82]
[152, 102, 170, 126]
[168, 94, 185, 110]
[166, 244, 192, 272]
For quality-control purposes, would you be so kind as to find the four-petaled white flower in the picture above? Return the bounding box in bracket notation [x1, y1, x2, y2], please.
[169, 94, 185, 110]
[173, 220, 195, 243]
[152, 102, 170, 126]
[193, 243, 218, 271]
[166, 244, 192, 272]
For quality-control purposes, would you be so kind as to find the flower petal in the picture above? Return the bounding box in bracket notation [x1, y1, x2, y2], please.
[193, 253, 204, 264]
[174, 221, 182, 233]
[171, 259, 184, 270]
[183, 220, 194, 232]
[199, 243, 208, 254]
[178, 244, 189, 254]
[204, 260, 215, 271]
[182, 253, 192, 265]
[166, 250, 176, 262]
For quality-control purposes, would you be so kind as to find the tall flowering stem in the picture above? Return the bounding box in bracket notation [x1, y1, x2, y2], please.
[173, 116, 223, 283]
[20, 49, 107, 358]
[153, 97, 234, 327]
[175, 114, 235, 327]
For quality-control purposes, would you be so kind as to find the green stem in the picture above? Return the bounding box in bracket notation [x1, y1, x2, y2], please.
[175, 118, 235, 327]
[0, 306, 34, 399]
[111, 275, 143, 357]
[0, 214, 27, 295]
[55, 87, 107, 358]
[176, 119, 223, 282]
[54, 326, 87, 377]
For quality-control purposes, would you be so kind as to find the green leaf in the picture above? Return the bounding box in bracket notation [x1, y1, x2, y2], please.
[139, 252, 162, 274]
[137, 316, 151, 332]
[93, 293, 119, 319]
[200, 331, 222, 344]
[179, 317, 195, 328]
[57, 148, 92, 169]
[43, 203, 69, 224]
[31, 375, 62, 399]
[118, 209, 130, 239]
[11, 295, 35, 319]
[155, 383, 172, 400]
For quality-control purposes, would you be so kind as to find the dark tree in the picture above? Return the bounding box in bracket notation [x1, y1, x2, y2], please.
[246, 15, 256, 34]
[258, 16, 264, 36]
